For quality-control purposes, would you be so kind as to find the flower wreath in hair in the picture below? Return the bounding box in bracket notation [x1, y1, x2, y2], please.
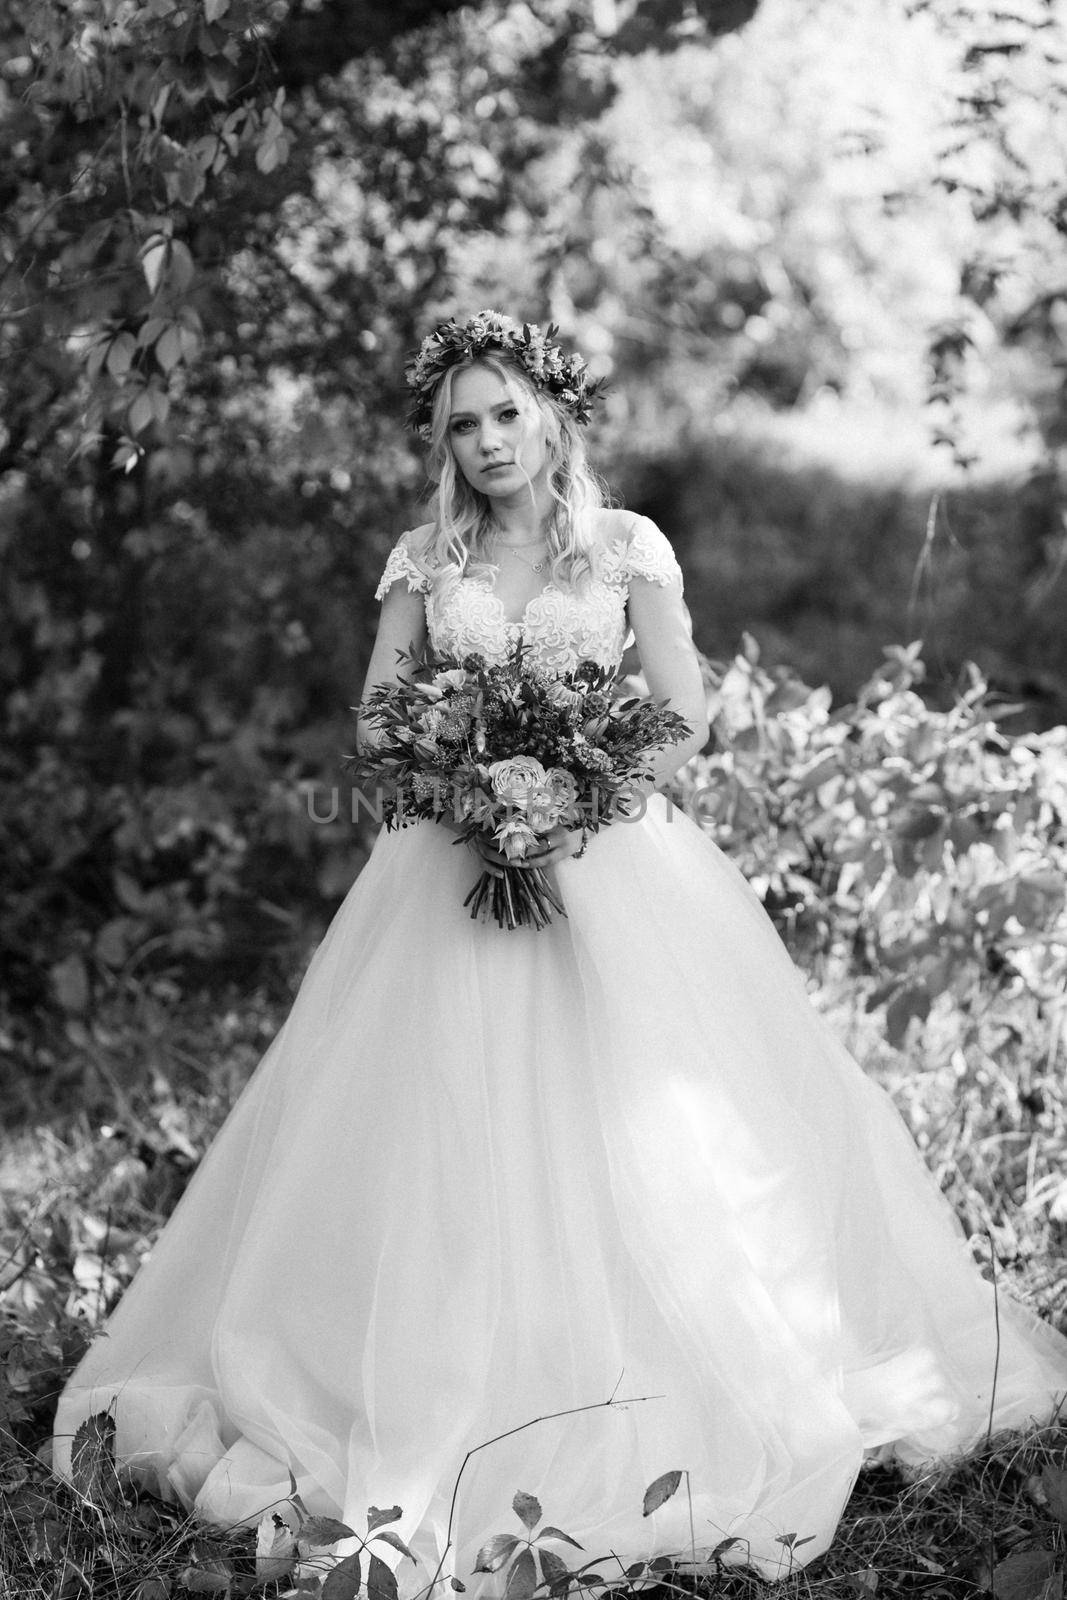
[404, 309, 605, 438]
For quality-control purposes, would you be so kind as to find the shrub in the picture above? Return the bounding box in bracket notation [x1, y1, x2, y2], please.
[677, 637, 1066, 1050]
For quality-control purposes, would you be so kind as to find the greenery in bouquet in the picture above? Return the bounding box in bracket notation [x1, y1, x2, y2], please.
[347, 641, 690, 930]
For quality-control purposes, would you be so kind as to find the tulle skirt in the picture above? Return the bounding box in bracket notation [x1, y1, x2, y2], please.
[53, 796, 1067, 1584]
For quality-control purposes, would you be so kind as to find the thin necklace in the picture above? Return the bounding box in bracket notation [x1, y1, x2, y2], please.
[492, 530, 550, 575]
[500, 543, 549, 574]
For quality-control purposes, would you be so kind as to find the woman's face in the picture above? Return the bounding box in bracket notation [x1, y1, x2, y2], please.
[447, 364, 550, 500]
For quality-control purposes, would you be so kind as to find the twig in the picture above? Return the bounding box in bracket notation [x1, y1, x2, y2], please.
[685, 1469, 696, 1575]
[906, 491, 940, 628]
[0, 1218, 36, 1282]
[984, 1226, 1002, 1450]
[981, 1234, 1004, 1600]
[95, 1207, 114, 1327]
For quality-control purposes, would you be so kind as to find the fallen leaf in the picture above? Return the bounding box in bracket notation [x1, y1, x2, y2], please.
[992, 1548, 1058, 1600]
[69, 1412, 117, 1507]
[642, 1470, 683, 1517]
[55, 1560, 93, 1600]
[1041, 1466, 1067, 1531]
[255, 1512, 296, 1580]
[178, 1571, 230, 1596]
[846, 1568, 878, 1597]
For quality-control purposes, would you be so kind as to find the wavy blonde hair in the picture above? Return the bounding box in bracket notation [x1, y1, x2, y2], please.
[407, 354, 609, 591]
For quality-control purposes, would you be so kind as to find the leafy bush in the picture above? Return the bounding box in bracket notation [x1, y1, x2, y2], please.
[677, 637, 1066, 1051]
[669, 639, 1067, 1284]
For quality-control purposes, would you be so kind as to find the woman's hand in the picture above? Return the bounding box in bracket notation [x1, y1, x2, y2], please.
[474, 824, 587, 873]
[435, 813, 586, 873]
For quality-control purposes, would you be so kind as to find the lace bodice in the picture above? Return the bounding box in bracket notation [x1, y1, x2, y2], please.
[374, 516, 683, 674]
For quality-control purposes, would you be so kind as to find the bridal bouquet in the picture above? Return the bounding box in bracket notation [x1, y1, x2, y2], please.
[347, 641, 690, 930]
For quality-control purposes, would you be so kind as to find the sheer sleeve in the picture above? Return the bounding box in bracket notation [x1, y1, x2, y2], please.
[623, 517, 684, 591]
[374, 533, 432, 602]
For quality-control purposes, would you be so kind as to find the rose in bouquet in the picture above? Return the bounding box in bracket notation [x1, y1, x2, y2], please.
[347, 641, 691, 930]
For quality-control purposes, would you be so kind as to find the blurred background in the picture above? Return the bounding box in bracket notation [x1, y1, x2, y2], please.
[2, 0, 1066, 1088]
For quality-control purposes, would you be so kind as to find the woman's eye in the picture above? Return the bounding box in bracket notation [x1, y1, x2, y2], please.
[450, 420, 474, 434]
[499, 408, 519, 422]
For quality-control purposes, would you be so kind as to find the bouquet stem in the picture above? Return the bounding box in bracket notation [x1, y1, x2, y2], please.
[463, 865, 567, 931]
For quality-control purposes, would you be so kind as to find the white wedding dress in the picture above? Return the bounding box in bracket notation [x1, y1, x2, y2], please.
[54, 520, 1067, 1586]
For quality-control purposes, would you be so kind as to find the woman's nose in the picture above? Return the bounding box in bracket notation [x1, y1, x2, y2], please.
[478, 420, 502, 452]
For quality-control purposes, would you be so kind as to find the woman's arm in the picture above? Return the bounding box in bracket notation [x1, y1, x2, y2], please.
[626, 568, 710, 790]
[355, 581, 428, 755]
[512, 526, 709, 871]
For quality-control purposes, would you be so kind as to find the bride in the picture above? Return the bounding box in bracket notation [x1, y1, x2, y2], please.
[54, 311, 1067, 1587]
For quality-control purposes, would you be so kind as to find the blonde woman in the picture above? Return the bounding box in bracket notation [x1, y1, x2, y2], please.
[56, 313, 1067, 1590]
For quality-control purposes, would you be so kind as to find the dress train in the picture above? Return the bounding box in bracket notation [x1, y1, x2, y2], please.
[53, 796, 1067, 1584]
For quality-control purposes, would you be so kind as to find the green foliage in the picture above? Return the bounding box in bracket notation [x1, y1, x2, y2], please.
[677, 637, 1067, 1056]
[468, 1491, 592, 1599]
[908, 0, 1067, 471]
[0, 1067, 227, 1450]
[0, 0, 761, 477]
[0, 699, 359, 1027]
[0, 0, 485, 470]
[5, 1411, 1067, 1598]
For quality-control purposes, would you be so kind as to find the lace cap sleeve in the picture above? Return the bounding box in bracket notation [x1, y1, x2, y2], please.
[623, 517, 684, 591]
[374, 534, 432, 602]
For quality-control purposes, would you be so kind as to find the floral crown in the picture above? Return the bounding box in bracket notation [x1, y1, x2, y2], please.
[404, 309, 604, 436]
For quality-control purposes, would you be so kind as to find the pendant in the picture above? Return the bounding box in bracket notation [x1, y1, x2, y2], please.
[532, 560, 545, 573]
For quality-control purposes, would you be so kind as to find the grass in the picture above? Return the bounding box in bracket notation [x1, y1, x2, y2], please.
[2, 1421, 1066, 1599]
[1, 970, 1065, 1600]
